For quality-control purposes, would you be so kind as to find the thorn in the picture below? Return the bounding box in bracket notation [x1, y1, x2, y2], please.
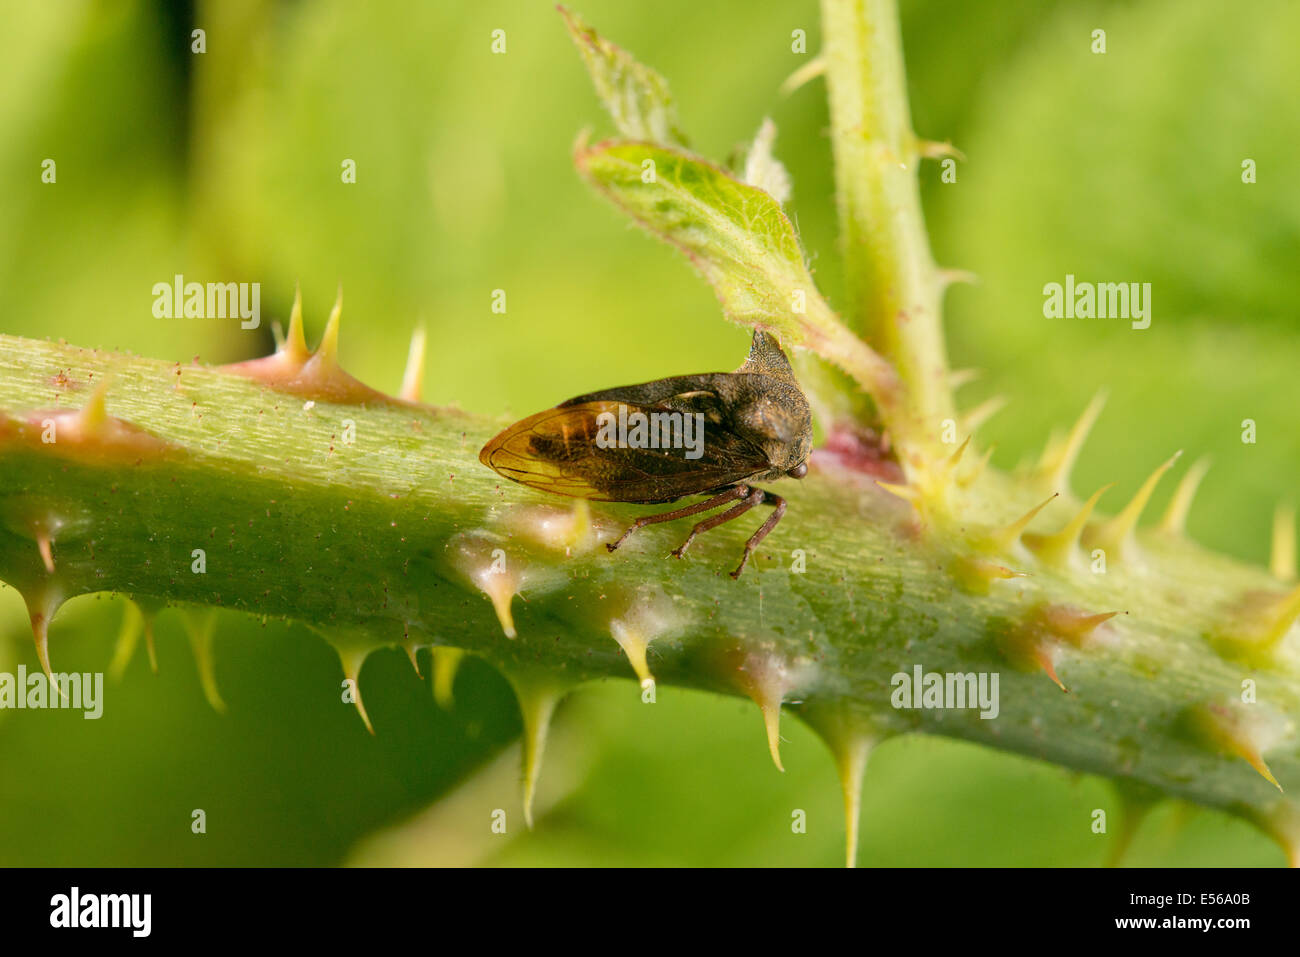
[947, 368, 981, 390]
[484, 577, 518, 639]
[35, 531, 54, 573]
[956, 444, 995, 489]
[875, 480, 919, 505]
[1105, 781, 1161, 868]
[181, 609, 226, 715]
[399, 326, 427, 402]
[959, 395, 1007, 434]
[108, 599, 144, 681]
[1271, 502, 1296, 582]
[984, 493, 1058, 553]
[1211, 581, 1300, 664]
[1158, 456, 1211, 536]
[75, 379, 111, 435]
[317, 284, 343, 365]
[609, 619, 655, 692]
[779, 54, 825, 96]
[325, 636, 374, 734]
[945, 436, 971, 472]
[506, 673, 569, 829]
[1035, 603, 1119, 647]
[1036, 646, 1068, 692]
[917, 139, 966, 161]
[401, 631, 422, 677]
[835, 732, 873, 868]
[1083, 451, 1182, 561]
[936, 268, 978, 290]
[284, 283, 308, 361]
[1246, 799, 1300, 867]
[1185, 701, 1285, 792]
[1023, 483, 1114, 568]
[430, 647, 466, 710]
[950, 555, 1025, 594]
[1034, 391, 1107, 492]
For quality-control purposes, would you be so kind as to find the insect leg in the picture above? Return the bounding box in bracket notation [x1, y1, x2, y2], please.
[606, 485, 750, 553]
[730, 491, 787, 579]
[672, 486, 766, 559]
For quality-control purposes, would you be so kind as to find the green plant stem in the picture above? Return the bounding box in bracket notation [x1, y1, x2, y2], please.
[820, 0, 953, 439]
[1, 335, 1296, 843]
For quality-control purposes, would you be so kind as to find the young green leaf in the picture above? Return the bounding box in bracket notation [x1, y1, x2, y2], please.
[559, 5, 686, 146]
[574, 137, 901, 419]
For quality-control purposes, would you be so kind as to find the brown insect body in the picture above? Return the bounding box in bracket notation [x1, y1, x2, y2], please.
[479, 331, 811, 577]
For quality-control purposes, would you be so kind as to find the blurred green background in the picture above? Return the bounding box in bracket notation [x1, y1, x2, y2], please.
[1, 0, 1295, 865]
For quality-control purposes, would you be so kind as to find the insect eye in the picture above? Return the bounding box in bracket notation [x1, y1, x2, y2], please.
[788, 462, 807, 479]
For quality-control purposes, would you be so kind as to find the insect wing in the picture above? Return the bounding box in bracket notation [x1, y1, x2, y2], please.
[479, 399, 769, 503]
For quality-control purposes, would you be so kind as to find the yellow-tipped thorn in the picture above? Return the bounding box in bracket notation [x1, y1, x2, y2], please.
[1271, 503, 1296, 582]
[507, 675, 568, 830]
[609, 620, 655, 690]
[985, 493, 1058, 553]
[35, 532, 54, 574]
[779, 54, 825, 96]
[317, 284, 343, 364]
[1158, 456, 1211, 536]
[182, 609, 226, 715]
[108, 600, 144, 681]
[1084, 451, 1182, 559]
[1035, 391, 1107, 492]
[284, 283, 308, 361]
[960, 395, 1007, 434]
[484, 577, 518, 639]
[1186, 702, 1285, 792]
[1023, 483, 1114, 568]
[838, 734, 872, 868]
[760, 696, 785, 772]
[430, 647, 466, 710]
[399, 326, 427, 402]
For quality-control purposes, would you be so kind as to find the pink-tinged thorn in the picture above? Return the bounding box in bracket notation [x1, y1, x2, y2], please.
[1035, 646, 1068, 693]
[35, 532, 54, 574]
